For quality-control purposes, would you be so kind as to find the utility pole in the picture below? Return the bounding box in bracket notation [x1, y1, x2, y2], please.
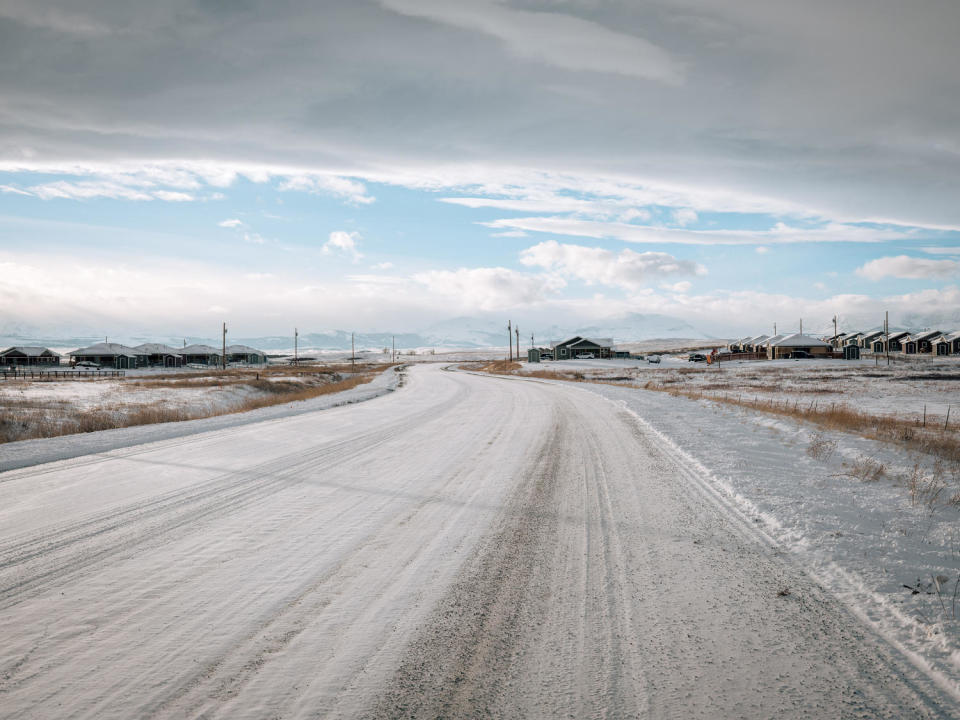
[885, 310, 890, 366]
[508, 320, 512, 362]
[222, 322, 227, 370]
[799, 318, 803, 336]
[294, 327, 298, 365]
[515, 324, 520, 361]
[774, 322, 777, 336]
[351, 332, 355, 369]
[833, 314, 838, 342]
[531, 332, 534, 350]
[392, 335, 395, 363]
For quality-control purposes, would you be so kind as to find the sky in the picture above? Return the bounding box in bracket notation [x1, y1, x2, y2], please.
[1, 0, 959, 339]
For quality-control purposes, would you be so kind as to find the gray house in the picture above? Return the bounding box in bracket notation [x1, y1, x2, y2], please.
[226, 344, 267, 365]
[551, 336, 614, 360]
[133, 343, 184, 367]
[69, 342, 140, 369]
[0, 346, 62, 367]
[181, 344, 222, 366]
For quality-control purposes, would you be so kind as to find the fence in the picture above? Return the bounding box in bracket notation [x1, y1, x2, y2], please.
[0, 369, 126, 381]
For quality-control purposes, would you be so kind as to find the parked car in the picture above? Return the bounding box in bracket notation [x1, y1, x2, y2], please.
[688, 353, 707, 362]
[789, 350, 812, 359]
[647, 355, 661, 364]
[576, 353, 596, 359]
[74, 361, 100, 369]
[540, 353, 553, 360]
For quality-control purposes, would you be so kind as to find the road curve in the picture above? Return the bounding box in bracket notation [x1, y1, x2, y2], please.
[0, 364, 953, 719]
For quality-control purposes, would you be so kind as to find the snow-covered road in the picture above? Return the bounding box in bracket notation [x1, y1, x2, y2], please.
[0, 364, 953, 718]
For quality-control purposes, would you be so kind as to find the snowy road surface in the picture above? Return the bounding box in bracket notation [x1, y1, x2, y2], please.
[0, 364, 953, 718]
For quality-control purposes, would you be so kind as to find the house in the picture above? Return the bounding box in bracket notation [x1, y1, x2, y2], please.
[133, 343, 184, 367]
[931, 334, 954, 356]
[0, 346, 62, 367]
[527, 348, 541, 363]
[827, 333, 849, 349]
[859, 330, 884, 349]
[226, 344, 267, 364]
[946, 331, 960, 355]
[903, 330, 942, 354]
[551, 336, 613, 360]
[744, 335, 770, 352]
[181, 344, 223, 366]
[842, 331, 864, 346]
[69, 342, 140, 369]
[871, 331, 910, 353]
[766, 333, 832, 359]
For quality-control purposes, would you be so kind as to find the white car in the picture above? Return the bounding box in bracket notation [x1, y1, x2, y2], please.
[647, 355, 661, 364]
[576, 353, 595, 359]
[74, 361, 100, 369]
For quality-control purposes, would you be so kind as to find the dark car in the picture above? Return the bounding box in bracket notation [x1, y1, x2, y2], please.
[789, 350, 812, 359]
[688, 353, 707, 362]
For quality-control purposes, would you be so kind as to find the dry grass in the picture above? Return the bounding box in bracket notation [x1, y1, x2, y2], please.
[643, 383, 960, 465]
[0, 371, 378, 444]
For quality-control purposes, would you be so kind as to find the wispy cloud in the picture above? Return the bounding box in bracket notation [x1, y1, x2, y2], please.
[218, 218, 244, 228]
[856, 255, 960, 280]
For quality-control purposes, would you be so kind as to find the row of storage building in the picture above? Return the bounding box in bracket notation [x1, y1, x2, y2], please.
[0, 343, 268, 369]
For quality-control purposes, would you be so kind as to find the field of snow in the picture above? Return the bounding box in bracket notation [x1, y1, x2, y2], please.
[0, 364, 389, 444]
[0, 364, 957, 717]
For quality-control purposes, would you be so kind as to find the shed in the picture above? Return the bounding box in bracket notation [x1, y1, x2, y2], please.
[766, 333, 832, 359]
[0, 346, 62, 367]
[843, 344, 861, 360]
[527, 348, 541, 363]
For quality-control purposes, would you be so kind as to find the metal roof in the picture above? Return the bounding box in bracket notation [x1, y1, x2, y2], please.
[181, 344, 221, 354]
[226, 344, 266, 355]
[769, 333, 831, 348]
[132, 343, 182, 354]
[69, 342, 140, 357]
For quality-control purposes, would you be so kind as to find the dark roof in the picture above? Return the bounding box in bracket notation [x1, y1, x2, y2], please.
[0, 346, 61, 357]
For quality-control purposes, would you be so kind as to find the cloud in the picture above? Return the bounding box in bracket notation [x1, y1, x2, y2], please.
[671, 208, 698, 227]
[519, 240, 705, 290]
[323, 231, 364, 261]
[218, 218, 244, 228]
[486, 217, 907, 246]
[920, 246, 960, 256]
[152, 190, 194, 202]
[370, 261, 394, 270]
[856, 255, 960, 281]
[755, 246, 769, 254]
[661, 281, 692, 293]
[378, 0, 683, 84]
[412, 266, 565, 311]
[278, 175, 375, 205]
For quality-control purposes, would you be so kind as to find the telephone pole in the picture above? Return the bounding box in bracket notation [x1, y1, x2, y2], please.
[294, 327, 298, 365]
[515, 324, 520, 361]
[833, 314, 838, 341]
[885, 310, 890, 366]
[531, 332, 534, 350]
[351, 332, 355, 369]
[508, 320, 512, 362]
[222, 322, 227, 370]
[392, 335, 395, 363]
[799, 318, 803, 336]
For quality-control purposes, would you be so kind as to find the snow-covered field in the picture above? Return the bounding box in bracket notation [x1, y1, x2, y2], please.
[0, 364, 387, 444]
[0, 363, 957, 717]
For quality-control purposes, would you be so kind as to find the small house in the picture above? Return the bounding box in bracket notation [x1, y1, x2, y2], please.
[0, 346, 62, 367]
[226, 344, 267, 365]
[859, 330, 884, 349]
[69, 342, 140, 369]
[766, 333, 832, 359]
[181, 344, 223, 366]
[133, 343, 184, 367]
[551, 336, 613, 360]
[871, 331, 910, 353]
